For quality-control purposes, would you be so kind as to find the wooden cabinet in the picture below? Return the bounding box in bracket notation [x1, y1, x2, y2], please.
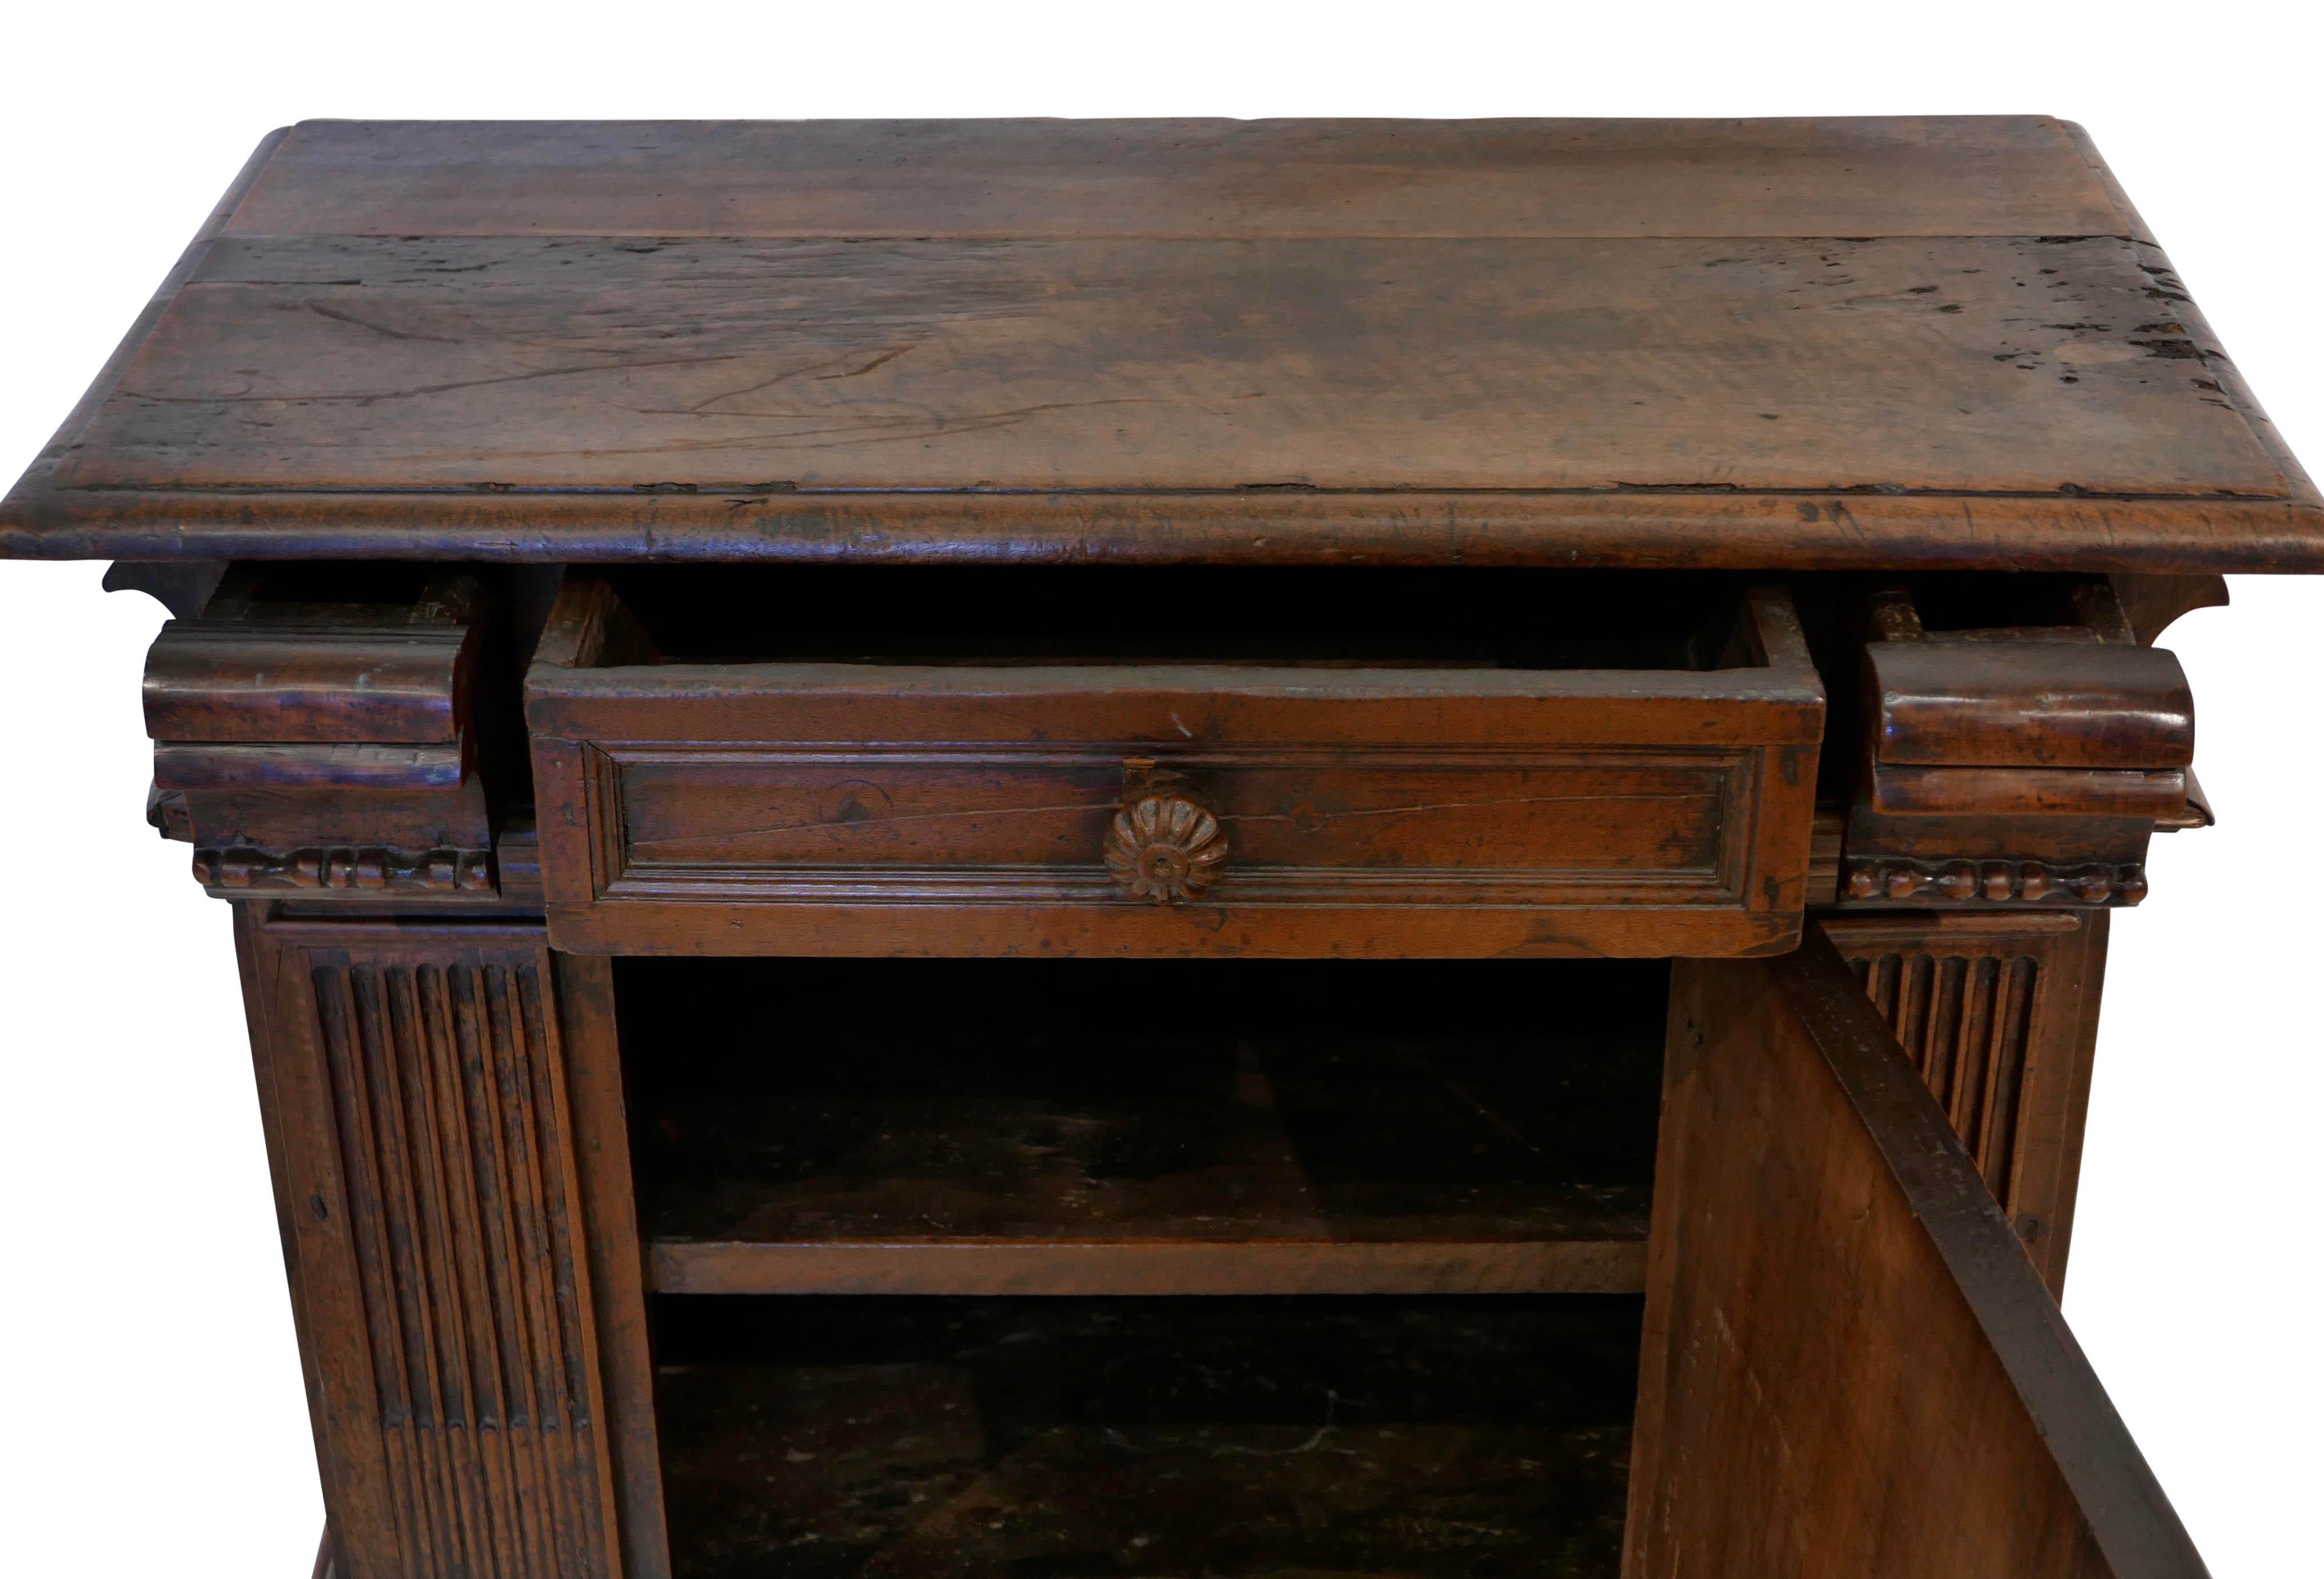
[6, 117, 2303, 1577]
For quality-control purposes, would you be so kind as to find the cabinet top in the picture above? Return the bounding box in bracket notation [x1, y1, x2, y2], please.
[6, 117, 2318, 570]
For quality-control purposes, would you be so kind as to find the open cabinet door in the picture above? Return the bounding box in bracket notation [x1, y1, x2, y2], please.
[1626, 927, 2206, 1579]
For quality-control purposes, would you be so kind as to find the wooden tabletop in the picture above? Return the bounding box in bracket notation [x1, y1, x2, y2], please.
[6, 117, 2318, 569]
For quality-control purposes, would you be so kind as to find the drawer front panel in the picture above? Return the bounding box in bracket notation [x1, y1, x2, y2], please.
[601, 747, 1749, 902]
[528, 583, 1823, 958]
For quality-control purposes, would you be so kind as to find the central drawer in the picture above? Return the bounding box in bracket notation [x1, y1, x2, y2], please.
[526, 569, 1823, 957]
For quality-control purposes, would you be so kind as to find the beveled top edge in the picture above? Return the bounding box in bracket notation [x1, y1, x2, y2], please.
[216, 114, 2140, 242]
[10, 487, 2324, 575]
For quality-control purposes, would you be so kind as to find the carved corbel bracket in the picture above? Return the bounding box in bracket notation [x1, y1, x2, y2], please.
[133, 564, 520, 903]
[1834, 579, 2203, 910]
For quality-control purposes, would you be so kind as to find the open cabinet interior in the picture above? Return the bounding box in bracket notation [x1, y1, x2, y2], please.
[615, 958, 1668, 1576]
[650, 1294, 1640, 1578]
[591, 938, 2198, 1579]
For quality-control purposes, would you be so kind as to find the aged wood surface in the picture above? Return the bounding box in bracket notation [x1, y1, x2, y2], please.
[1868, 641, 2194, 769]
[225, 117, 2139, 240]
[1840, 579, 2195, 908]
[1627, 928, 2203, 1578]
[1865, 763, 2186, 819]
[5, 118, 2317, 569]
[133, 563, 567, 906]
[49, 234, 2282, 499]
[238, 911, 656, 1579]
[2111, 572, 2230, 644]
[627, 956, 1662, 1297]
[653, 1294, 1640, 1579]
[1825, 911, 2109, 1295]
[145, 624, 472, 743]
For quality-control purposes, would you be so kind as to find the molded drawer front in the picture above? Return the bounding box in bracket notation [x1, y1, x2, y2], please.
[525, 577, 1823, 958]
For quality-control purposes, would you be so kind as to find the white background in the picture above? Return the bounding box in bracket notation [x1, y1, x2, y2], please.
[2, 5, 2318, 1573]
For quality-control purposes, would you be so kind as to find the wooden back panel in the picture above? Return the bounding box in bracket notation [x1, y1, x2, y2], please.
[1627, 928, 2204, 1578]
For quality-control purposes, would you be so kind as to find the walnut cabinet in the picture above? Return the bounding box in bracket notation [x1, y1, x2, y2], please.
[5, 117, 2307, 1577]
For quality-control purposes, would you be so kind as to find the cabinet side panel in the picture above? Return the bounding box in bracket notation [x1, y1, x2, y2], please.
[249, 915, 633, 1579]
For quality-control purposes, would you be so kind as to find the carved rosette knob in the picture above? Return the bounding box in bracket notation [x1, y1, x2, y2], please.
[1105, 795, 1228, 904]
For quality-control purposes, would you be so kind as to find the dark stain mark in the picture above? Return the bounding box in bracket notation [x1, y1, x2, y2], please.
[121, 351, 751, 406]
[813, 345, 913, 381]
[2129, 338, 2202, 360]
[303, 302, 464, 344]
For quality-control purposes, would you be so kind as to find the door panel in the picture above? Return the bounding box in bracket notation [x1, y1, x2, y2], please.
[1627, 927, 2204, 1579]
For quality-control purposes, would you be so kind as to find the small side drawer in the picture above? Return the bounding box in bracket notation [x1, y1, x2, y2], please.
[525, 570, 1824, 958]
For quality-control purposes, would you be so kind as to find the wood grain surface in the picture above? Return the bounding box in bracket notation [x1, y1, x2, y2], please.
[223, 117, 2140, 240]
[49, 234, 2290, 497]
[1869, 640, 2195, 768]
[1627, 928, 2204, 1578]
[5, 118, 2317, 568]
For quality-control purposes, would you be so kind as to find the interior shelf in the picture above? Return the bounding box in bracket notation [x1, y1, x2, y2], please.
[620, 958, 1666, 1298]
[652, 1293, 1640, 1578]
